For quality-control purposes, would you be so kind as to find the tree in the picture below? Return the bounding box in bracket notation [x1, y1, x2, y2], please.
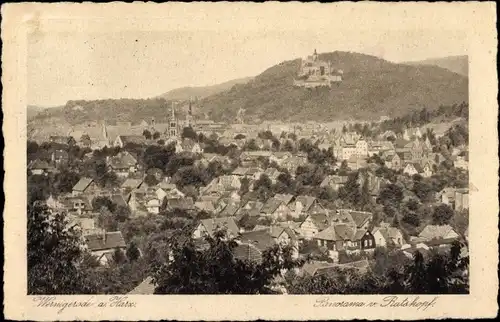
[432, 204, 455, 225]
[93, 196, 116, 212]
[151, 229, 302, 294]
[234, 133, 246, 140]
[80, 134, 91, 147]
[144, 173, 160, 186]
[112, 248, 126, 265]
[126, 241, 141, 262]
[338, 160, 349, 176]
[143, 129, 152, 140]
[378, 183, 404, 208]
[182, 127, 198, 140]
[239, 176, 251, 196]
[153, 131, 161, 140]
[28, 204, 98, 294]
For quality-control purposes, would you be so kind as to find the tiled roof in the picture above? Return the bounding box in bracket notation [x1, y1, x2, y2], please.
[167, 197, 194, 210]
[219, 203, 240, 217]
[121, 178, 143, 189]
[200, 216, 239, 237]
[232, 242, 263, 264]
[294, 195, 317, 212]
[305, 213, 330, 231]
[85, 231, 126, 251]
[419, 225, 457, 241]
[274, 194, 295, 205]
[238, 229, 276, 252]
[117, 135, 145, 145]
[194, 201, 216, 212]
[72, 177, 94, 192]
[109, 151, 137, 169]
[128, 277, 155, 294]
[29, 159, 53, 170]
[260, 197, 283, 214]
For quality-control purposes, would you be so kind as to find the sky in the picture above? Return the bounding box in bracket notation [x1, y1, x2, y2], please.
[27, 3, 469, 107]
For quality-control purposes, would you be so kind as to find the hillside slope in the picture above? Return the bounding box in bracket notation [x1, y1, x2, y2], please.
[158, 77, 254, 101]
[199, 51, 468, 123]
[402, 55, 468, 77]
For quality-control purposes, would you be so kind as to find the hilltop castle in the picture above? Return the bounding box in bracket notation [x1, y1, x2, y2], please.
[294, 49, 343, 88]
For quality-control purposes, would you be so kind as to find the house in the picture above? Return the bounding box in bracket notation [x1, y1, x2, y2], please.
[176, 138, 203, 153]
[333, 209, 373, 231]
[218, 201, 241, 217]
[194, 200, 216, 213]
[372, 223, 405, 247]
[380, 130, 397, 140]
[347, 155, 368, 170]
[259, 197, 291, 221]
[418, 224, 460, 242]
[403, 127, 423, 141]
[236, 200, 264, 219]
[166, 197, 195, 212]
[51, 150, 69, 165]
[120, 178, 144, 191]
[420, 162, 434, 178]
[403, 162, 423, 176]
[156, 184, 184, 201]
[114, 135, 145, 148]
[263, 167, 282, 183]
[28, 159, 55, 175]
[314, 224, 376, 254]
[455, 188, 469, 211]
[107, 151, 139, 177]
[50, 136, 76, 146]
[85, 231, 127, 266]
[192, 216, 239, 239]
[72, 177, 99, 196]
[437, 187, 457, 206]
[299, 213, 330, 239]
[281, 156, 308, 175]
[273, 194, 295, 206]
[320, 175, 348, 191]
[384, 153, 401, 170]
[454, 156, 469, 170]
[292, 195, 325, 218]
[60, 195, 94, 216]
[269, 152, 292, 165]
[67, 216, 103, 236]
[238, 229, 276, 252]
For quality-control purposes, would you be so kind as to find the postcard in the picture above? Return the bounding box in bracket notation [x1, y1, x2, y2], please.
[2, 2, 498, 320]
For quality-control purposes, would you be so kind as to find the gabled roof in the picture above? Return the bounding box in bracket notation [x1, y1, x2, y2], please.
[121, 178, 143, 190]
[294, 195, 317, 212]
[343, 210, 373, 228]
[199, 216, 239, 237]
[260, 197, 284, 214]
[269, 226, 298, 241]
[85, 231, 126, 251]
[194, 201, 216, 213]
[29, 159, 53, 170]
[419, 225, 457, 241]
[232, 167, 249, 176]
[167, 197, 194, 210]
[233, 242, 263, 264]
[302, 213, 330, 231]
[238, 229, 276, 252]
[274, 193, 295, 205]
[109, 151, 138, 169]
[116, 135, 145, 145]
[72, 177, 94, 192]
[128, 277, 155, 294]
[219, 202, 240, 217]
[373, 226, 402, 241]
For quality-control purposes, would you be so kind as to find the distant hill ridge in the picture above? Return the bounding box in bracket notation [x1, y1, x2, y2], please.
[401, 55, 468, 77]
[198, 51, 468, 122]
[158, 77, 254, 101]
[28, 51, 468, 126]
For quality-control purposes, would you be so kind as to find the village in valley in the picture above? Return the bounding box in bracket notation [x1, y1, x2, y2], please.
[27, 50, 470, 295]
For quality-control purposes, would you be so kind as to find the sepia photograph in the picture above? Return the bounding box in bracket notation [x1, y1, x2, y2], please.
[2, 2, 498, 320]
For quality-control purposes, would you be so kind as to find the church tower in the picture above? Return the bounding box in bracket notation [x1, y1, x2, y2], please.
[167, 102, 179, 138]
[185, 98, 195, 128]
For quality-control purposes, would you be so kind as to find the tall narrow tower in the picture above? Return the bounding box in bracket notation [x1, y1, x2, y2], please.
[185, 98, 194, 128]
[168, 102, 179, 138]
